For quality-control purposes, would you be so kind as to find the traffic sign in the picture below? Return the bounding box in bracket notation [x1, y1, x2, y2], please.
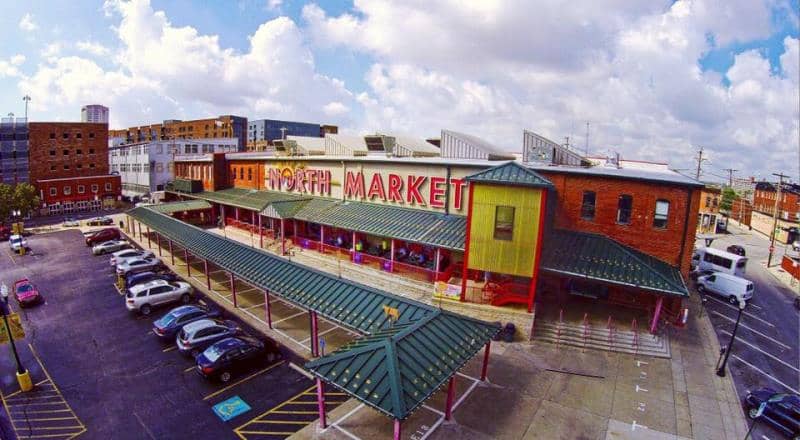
[0, 313, 26, 344]
[212, 395, 251, 421]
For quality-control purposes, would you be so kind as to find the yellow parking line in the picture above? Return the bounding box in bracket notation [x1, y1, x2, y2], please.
[35, 379, 51, 386]
[28, 344, 87, 431]
[269, 410, 318, 414]
[6, 401, 68, 407]
[183, 366, 196, 373]
[202, 361, 284, 401]
[17, 433, 86, 439]
[17, 417, 78, 422]
[8, 409, 72, 415]
[5, 394, 64, 402]
[237, 430, 295, 436]
[18, 426, 84, 430]
[234, 385, 316, 432]
[162, 346, 177, 353]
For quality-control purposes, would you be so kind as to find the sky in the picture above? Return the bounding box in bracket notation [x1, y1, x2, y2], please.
[1, 0, 798, 183]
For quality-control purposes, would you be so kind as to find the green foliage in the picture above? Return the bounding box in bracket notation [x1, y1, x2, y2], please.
[12, 183, 40, 218]
[720, 187, 737, 211]
[0, 184, 13, 223]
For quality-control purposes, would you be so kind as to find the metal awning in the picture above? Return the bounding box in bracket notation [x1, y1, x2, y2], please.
[465, 161, 553, 188]
[175, 188, 302, 211]
[540, 229, 689, 297]
[149, 200, 211, 214]
[125, 206, 499, 420]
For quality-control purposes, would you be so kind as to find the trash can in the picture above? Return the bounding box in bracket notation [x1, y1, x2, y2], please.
[492, 322, 503, 341]
[503, 322, 516, 343]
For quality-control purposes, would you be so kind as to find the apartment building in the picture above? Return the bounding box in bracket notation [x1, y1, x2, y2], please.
[110, 115, 248, 151]
[0, 116, 29, 185]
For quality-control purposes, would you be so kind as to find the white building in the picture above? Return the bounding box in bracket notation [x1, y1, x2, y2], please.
[81, 105, 109, 123]
[109, 138, 237, 199]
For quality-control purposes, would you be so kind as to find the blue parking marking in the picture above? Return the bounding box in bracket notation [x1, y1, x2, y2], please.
[213, 395, 252, 422]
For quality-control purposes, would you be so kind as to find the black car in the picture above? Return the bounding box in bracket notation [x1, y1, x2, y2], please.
[126, 270, 178, 289]
[746, 388, 800, 439]
[726, 245, 746, 256]
[152, 305, 221, 340]
[196, 336, 282, 383]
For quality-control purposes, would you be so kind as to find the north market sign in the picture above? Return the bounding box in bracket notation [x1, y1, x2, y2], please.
[266, 167, 467, 211]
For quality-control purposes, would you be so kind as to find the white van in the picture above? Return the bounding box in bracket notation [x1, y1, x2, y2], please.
[691, 247, 747, 277]
[697, 273, 754, 305]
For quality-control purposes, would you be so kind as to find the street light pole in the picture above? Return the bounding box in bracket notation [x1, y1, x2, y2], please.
[0, 284, 32, 391]
[716, 298, 746, 377]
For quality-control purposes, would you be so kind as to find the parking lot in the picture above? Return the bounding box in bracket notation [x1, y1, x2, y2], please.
[0, 229, 345, 439]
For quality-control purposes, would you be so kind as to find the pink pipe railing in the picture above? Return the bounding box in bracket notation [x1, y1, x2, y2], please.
[631, 318, 639, 354]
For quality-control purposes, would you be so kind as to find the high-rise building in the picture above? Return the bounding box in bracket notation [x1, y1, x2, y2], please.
[81, 105, 109, 123]
[246, 119, 338, 151]
[0, 115, 29, 185]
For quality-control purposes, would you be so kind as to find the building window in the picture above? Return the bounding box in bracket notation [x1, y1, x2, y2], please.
[50, 165, 56, 172]
[494, 206, 515, 241]
[76, 149, 83, 155]
[49, 187, 56, 196]
[105, 182, 112, 191]
[88, 148, 95, 154]
[63, 149, 69, 156]
[617, 195, 633, 224]
[77, 185, 85, 194]
[49, 133, 55, 139]
[49, 149, 56, 156]
[63, 164, 70, 170]
[239, 168, 244, 180]
[89, 163, 95, 169]
[89, 132, 95, 138]
[581, 191, 596, 220]
[63, 186, 71, 195]
[91, 184, 99, 193]
[248, 168, 253, 181]
[653, 200, 670, 228]
[76, 133, 82, 139]
[63, 133, 69, 139]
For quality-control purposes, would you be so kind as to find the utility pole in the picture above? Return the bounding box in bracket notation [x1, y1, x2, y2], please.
[767, 173, 789, 267]
[723, 168, 738, 187]
[22, 95, 31, 119]
[694, 147, 707, 180]
[584, 122, 590, 156]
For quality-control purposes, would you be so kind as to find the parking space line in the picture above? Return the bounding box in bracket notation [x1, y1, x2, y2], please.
[203, 361, 284, 401]
[705, 297, 775, 327]
[710, 311, 790, 349]
[731, 355, 800, 394]
[183, 366, 195, 373]
[719, 330, 799, 373]
[237, 430, 296, 436]
[162, 346, 177, 353]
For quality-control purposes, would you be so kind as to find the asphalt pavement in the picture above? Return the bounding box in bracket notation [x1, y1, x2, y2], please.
[0, 229, 319, 439]
[698, 223, 800, 440]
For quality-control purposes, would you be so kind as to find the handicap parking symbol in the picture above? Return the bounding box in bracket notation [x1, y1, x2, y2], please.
[213, 395, 251, 422]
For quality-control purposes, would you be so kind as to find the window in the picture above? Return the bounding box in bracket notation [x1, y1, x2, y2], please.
[49, 187, 57, 196]
[104, 182, 112, 191]
[89, 163, 95, 169]
[63, 149, 69, 156]
[581, 191, 596, 220]
[239, 167, 244, 180]
[89, 132, 95, 138]
[63, 186, 71, 195]
[617, 195, 633, 224]
[248, 167, 253, 181]
[50, 165, 56, 172]
[89, 148, 95, 154]
[49, 133, 56, 139]
[493, 206, 515, 241]
[157, 145, 163, 154]
[77, 185, 85, 194]
[703, 252, 732, 269]
[76, 149, 83, 155]
[63, 164, 70, 170]
[49, 149, 56, 156]
[76, 133, 82, 139]
[63, 133, 69, 139]
[653, 200, 669, 228]
[91, 184, 99, 193]
[76, 164, 83, 169]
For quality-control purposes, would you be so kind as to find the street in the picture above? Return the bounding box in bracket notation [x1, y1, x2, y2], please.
[699, 222, 800, 440]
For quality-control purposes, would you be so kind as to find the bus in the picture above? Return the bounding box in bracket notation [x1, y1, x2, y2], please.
[691, 247, 747, 277]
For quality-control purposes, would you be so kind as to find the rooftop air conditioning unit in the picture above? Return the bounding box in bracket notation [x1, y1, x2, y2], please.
[382, 136, 396, 157]
[285, 140, 298, 156]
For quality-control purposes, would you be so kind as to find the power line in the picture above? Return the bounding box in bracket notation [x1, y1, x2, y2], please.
[722, 168, 738, 187]
[694, 147, 708, 180]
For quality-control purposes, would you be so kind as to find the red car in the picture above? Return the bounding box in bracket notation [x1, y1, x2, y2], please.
[85, 228, 120, 246]
[14, 279, 42, 307]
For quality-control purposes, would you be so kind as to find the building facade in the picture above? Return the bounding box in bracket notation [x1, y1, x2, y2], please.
[0, 116, 29, 185]
[246, 119, 337, 151]
[696, 185, 721, 233]
[109, 115, 248, 151]
[109, 138, 238, 199]
[753, 181, 800, 222]
[81, 105, 109, 123]
[28, 122, 120, 214]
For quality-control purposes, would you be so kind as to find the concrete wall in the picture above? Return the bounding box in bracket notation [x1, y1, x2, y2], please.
[751, 211, 796, 243]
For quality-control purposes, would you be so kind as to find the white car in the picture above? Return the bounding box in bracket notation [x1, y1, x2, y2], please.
[793, 241, 800, 252]
[92, 239, 130, 255]
[116, 257, 162, 276]
[62, 217, 80, 227]
[9, 234, 27, 252]
[109, 249, 154, 266]
[126, 280, 193, 315]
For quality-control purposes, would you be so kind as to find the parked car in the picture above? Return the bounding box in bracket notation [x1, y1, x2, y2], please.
[110, 249, 154, 267]
[0, 225, 10, 241]
[196, 336, 282, 383]
[726, 245, 746, 257]
[793, 241, 800, 252]
[745, 388, 800, 439]
[152, 305, 221, 340]
[85, 228, 120, 246]
[177, 319, 241, 357]
[696, 272, 754, 305]
[13, 279, 42, 307]
[9, 234, 27, 253]
[125, 279, 192, 315]
[87, 216, 114, 226]
[62, 217, 80, 227]
[92, 239, 130, 255]
[116, 256, 163, 276]
[125, 271, 178, 289]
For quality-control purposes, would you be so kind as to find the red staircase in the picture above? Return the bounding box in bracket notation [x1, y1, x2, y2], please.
[482, 281, 529, 307]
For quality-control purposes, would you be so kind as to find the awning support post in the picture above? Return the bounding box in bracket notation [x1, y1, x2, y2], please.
[169, 240, 174, 265]
[235, 207, 239, 221]
[204, 259, 211, 290]
[220, 205, 226, 227]
[316, 378, 327, 429]
[393, 419, 401, 440]
[137, 222, 142, 239]
[390, 239, 395, 272]
[434, 248, 441, 276]
[146, 227, 152, 248]
[650, 296, 664, 334]
[258, 214, 263, 248]
[185, 249, 191, 277]
[230, 273, 237, 308]
[156, 233, 162, 256]
[480, 340, 491, 381]
[444, 376, 456, 420]
[264, 290, 272, 329]
[280, 219, 286, 255]
[309, 311, 319, 356]
[320, 225, 325, 252]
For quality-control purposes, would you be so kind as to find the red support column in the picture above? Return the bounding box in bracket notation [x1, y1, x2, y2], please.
[390, 239, 395, 272]
[434, 248, 441, 276]
[480, 341, 491, 381]
[280, 219, 286, 255]
[319, 225, 325, 252]
[230, 273, 237, 308]
[204, 259, 211, 290]
[220, 205, 226, 227]
[461, 183, 475, 302]
[185, 249, 191, 277]
[146, 227, 152, 248]
[310, 311, 318, 356]
[264, 290, 272, 329]
[156, 234, 162, 256]
[316, 378, 327, 429]
[444, 376, 456, 420]
[650, 296, 664, 334]
[169, 240, 174, 265]
[235, 207, 239, 221]
[137, 221, 142, 239]
[527, 189, 548, 313]
[393, 419, 401, 440]
[258, 214, 263, 249]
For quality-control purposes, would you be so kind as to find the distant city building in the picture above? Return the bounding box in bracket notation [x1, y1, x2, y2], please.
[81, 105, 109, 123]
[110, 115, 248, 151]
[246, 119, 338, 151]
[753, 180, 800, 221]
[0, 116, 29, 185]
[109, 138, 238, 199]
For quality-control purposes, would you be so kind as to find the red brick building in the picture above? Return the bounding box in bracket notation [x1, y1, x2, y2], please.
[28, 122, 121, 214]
[753, 180, 800, 221]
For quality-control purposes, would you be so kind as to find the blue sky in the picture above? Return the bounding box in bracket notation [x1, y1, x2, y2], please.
[1, 0, 798, 180]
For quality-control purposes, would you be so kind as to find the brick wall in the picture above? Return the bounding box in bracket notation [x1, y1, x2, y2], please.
[229, 161, 264, 189]
[39, 175, 121, 205]
[539, 171, 701, 276]
[29, 122, 110, 182]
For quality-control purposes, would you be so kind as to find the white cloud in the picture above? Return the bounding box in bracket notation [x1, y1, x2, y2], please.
[19, 13, 38, 32]
[0, 55, 27, 78]
[76, 41, 111, 56]
[41, 42, 63, 59]
[266, 0, 282, 10]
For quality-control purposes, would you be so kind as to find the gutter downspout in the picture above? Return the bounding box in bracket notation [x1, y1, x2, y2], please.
[678, 188, 693, 275]
[444, 165, 452, 216]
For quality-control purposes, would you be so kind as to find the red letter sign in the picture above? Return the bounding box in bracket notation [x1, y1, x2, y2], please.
[345, 171, 365, 199]
[429, 176, 446, 209]
[388, 174, 403, 203]
[451, 178, 466, 211]
[367, 173, 387, 201]
[407, 175, 426, 205]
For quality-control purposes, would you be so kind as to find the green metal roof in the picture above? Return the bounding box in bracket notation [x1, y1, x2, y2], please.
[125, 206, 499, 420]
[305, 311, 499, 420]
[175, 188, 302, 211]
[149, 200, 211, 214]
[465, 161, 553, 188]
[540, 229, 688, 297]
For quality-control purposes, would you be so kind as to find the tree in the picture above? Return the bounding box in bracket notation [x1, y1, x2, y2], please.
[12, 183, 40, 218]
[0, 184, 13, 224]
[720, 187, 737, 212]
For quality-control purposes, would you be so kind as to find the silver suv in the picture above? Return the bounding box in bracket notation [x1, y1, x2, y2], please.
[176, 319, 241, 357]
[125, 280, 192, 315]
